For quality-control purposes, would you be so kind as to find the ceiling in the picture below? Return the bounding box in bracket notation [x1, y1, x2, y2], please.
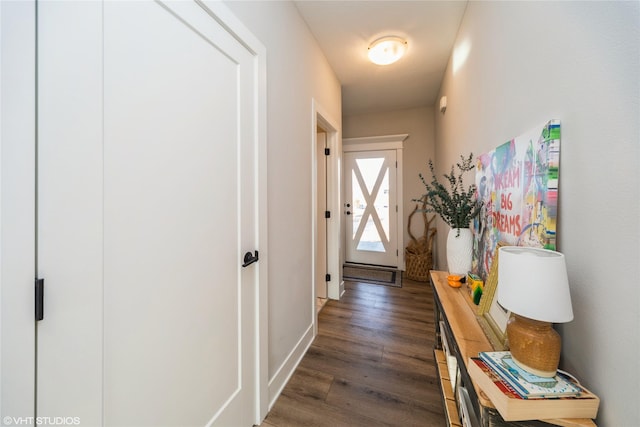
[294, 1, 468, 116]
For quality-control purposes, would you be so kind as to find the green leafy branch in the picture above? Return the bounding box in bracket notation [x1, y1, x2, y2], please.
[414, 153, 482, 233]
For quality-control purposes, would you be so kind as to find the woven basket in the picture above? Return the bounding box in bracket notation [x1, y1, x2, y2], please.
[405, 203, 436, 282]
[405, 250, 433, 282]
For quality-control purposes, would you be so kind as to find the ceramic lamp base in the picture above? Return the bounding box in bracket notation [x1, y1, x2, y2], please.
[506, 314, 561, 378]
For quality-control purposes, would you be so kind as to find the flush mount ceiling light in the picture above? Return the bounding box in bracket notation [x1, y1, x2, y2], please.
[367, 36, 407, 65]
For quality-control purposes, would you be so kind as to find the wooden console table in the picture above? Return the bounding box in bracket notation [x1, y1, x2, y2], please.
[430, 270, 595, 427]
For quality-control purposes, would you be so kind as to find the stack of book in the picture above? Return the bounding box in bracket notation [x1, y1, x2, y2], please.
[468, 351, 600, 421]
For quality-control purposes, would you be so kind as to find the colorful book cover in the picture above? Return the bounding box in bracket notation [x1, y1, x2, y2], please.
[485, 352, 557, 387]
[470, 358, 524, 400]
[479, 351, 581, 398]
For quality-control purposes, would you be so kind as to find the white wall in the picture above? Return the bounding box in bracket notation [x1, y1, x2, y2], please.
[224, 0, 342, 405]
[343, 107, 435, 257]
[435, 2, 639, 425]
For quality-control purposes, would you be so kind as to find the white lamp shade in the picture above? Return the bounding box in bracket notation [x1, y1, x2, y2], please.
[368, 36, 407, 65]
[497, 246, 573, 323]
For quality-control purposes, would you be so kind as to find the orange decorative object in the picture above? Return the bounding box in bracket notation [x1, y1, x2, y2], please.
[447, 279, 462, 288]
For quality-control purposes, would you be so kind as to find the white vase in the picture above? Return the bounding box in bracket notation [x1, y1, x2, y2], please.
[446, 228, 473, 275]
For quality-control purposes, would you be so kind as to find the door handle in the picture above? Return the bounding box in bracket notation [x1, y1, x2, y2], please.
[242, 250, 259, 267]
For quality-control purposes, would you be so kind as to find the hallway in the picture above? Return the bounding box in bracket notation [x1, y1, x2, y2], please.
[261, 278, 446, 426]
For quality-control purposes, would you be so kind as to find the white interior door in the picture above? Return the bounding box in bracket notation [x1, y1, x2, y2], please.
[0, 1, 37, 418]
[37, 1, 261, 426]
[344, 150, 398, 267]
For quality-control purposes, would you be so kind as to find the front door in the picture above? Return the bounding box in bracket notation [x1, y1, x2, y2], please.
[344, 150, 398, 267]
[36, 1, 261, 425]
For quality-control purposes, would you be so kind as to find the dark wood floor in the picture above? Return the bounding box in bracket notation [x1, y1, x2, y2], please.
[260, 277, 446, 427]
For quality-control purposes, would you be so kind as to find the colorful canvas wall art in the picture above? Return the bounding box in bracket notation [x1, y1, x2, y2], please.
[472, 120, 560, 280]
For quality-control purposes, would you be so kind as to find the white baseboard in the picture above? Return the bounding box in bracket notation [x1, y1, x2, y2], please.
[267, 322, 315, 410]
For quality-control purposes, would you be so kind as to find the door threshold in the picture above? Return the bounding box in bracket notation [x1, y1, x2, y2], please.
[343, 262, 398, 271]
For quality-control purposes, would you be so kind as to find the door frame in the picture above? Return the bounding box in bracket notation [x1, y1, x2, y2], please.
[315, 130, 328, 300]
[0, 1, 269, 424]
[343, 134, 407, 270]
[311, 100, 342, 312]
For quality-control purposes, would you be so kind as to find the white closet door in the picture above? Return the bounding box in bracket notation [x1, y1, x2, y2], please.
[0, 0, 37, 418]
[37, 1, 260, 426]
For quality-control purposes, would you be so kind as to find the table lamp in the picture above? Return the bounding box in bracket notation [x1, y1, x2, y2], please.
[497, 246, 573, 378]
